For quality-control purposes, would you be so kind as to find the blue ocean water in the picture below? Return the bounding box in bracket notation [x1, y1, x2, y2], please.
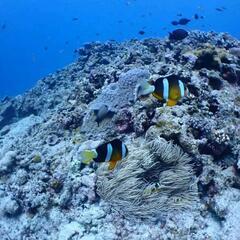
[0, 0, 239, 98]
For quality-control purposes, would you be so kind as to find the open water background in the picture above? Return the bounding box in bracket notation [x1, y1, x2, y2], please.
[0, 0, 239, 97]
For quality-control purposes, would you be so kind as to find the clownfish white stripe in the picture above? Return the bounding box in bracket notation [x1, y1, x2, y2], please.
[163, 78, 169, 100]
[178, 80, 185, 98]
[121, 143, 127, 159]
[93, 149, 98, 158]
[105, 143, 113, 162]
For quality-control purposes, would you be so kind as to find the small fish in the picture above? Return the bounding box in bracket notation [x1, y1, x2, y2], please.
[94, 105, 114, 126]
[81, 139, 128, 170]
[138, 30, 145, 35]
[215, 7, 226, 12]
[44, 46, 48, 51]
[171, 20, 179, 26]
[169, 29, 188, 40]
[136, 80, 155, 99]
[152, 78, 188, 106]
[178, 18, 191, 25]
[194, 14, 199, 20]
[72, 17, 79, 21]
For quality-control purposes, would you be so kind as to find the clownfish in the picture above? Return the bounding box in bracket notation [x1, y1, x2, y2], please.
[152, 78, 188, 106]
[81, 139, 128, 170]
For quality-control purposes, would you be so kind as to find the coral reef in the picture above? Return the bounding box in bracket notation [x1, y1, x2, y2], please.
[0, 31, 240, 239]
[81, 68, 151, 138]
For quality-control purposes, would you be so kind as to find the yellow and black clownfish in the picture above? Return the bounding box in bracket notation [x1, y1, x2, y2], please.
[152, 78, 188, 106]
[81, 139, 128, 170]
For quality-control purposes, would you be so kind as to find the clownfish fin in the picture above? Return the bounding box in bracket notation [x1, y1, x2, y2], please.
[185, 87, 189, 97]
[108, 160, 118, 170]
[166, 99, 177, 106]
[152, 92, 163, 101]
[137, 81, 155, 98]
[80, 150, 97, 165]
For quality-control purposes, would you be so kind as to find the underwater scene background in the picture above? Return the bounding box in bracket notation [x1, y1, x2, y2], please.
[1, 1, 240, 240]
[1, 0, 240, 97]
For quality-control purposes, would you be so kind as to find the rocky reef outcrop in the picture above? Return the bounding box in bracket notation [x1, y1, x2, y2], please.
[0, 31, 240, 240]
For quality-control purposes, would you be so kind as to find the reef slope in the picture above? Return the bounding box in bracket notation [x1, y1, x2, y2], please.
[0, 31, 240, 240]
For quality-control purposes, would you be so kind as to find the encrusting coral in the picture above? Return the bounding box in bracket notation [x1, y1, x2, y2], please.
[188, 44, 230, 71]
[96, 137, 197, 220]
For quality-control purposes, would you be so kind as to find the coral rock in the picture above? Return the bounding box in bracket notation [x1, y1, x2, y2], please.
[0, 197, 21, 217]
[58, 221, 84, 240]
[0, 151, 17, 174]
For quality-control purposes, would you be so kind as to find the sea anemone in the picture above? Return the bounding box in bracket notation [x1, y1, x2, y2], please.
[96, 137, 197, 221]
